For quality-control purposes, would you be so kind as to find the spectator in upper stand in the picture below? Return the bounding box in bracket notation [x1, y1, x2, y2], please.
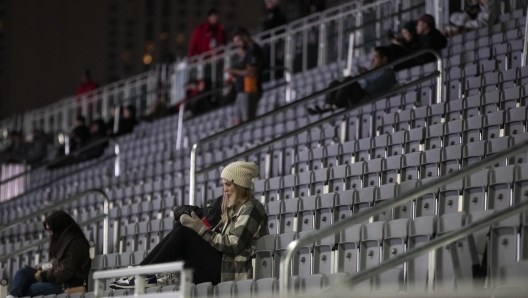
[225, 28, 264, 125]
[76, 69, 99, 105]
[116, 105, 138, 136]
[443, 0, 500, 37]
[106, 106, 119, 135]
[69, 116, 91, 152]
[0, 131, 28, 164]
[262, 0, 287, 31]
[387, 21, 421, 70]
[188, 9, 227, 57]
[78, 119, 108, 161]
[307, 46, 398, 114]
[26, 129, 49, 166]
[414, 14, 448, 64]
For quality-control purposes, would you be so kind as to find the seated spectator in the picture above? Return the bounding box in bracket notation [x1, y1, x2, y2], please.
[142, 98, 168, 122]
[184, 79, 217, 119]
[116, 105, 138, 136]
[414, 14, 448, 64]
[443, 0, 499, 37]
[7, 211, 91, 297]
[0, 131, 28, 164]
[78, 119, 108, 161]
[308, 46, 398, 114]
[69, 115, 91, 152]
[26, 129, 49, 166]
[110, 162, 267, 288]
[387, 21, 421, 70]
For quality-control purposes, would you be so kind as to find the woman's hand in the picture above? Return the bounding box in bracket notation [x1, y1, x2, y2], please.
[181, 212, 208, 236]
[35, 270, 43, 282]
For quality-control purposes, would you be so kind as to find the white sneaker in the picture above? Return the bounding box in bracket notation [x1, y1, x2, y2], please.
[7, 295, 16, 298]
[156, 272, 180, 285]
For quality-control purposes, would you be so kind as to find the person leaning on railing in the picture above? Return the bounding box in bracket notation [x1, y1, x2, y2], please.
[307, 46, 398, 115]
[110, 161, 268, 289]
[7, 211, 91, 298]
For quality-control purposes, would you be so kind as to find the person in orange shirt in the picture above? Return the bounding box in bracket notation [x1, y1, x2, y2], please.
[225, 28, 264, 125]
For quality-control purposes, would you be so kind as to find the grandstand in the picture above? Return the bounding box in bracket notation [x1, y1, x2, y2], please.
[1, 0, 528, 297]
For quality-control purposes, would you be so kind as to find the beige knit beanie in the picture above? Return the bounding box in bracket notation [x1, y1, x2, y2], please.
[221, 161, 259, 188]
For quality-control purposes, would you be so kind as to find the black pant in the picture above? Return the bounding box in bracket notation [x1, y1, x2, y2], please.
[140, 225, 223, 285]
[325, 77, 367, 108]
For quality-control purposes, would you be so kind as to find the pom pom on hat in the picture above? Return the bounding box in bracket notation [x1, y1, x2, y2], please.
[221, 161, 259, 188]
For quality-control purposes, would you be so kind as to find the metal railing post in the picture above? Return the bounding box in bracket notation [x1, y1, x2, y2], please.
[176, 103, 185, 150]
[318, 22, 327, 67]
[343, 33, 355, 77]
[189, 143, 198, 206]
[522, 7, 528, 67]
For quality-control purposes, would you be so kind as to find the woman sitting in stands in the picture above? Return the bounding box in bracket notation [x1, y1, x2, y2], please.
[8, 211, 91, 298]
[111, 161, 268, 289]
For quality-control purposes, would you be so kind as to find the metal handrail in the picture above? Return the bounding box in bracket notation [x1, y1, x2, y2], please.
[522, 7, 528, 67]
[0, 189, 110, 255]
[280, 138, 528, 296]
[189, 48, 443, 204]
[93, 261, 192, 297]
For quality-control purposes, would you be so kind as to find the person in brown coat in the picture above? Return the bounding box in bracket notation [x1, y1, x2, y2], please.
[8, 211, 91, 297]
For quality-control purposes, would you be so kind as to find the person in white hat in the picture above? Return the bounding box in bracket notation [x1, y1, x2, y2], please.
[110, 161, 268, 289]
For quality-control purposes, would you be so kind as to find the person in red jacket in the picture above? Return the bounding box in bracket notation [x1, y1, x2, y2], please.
[187, 9, 227, 57]
[76, 69, 99, 106]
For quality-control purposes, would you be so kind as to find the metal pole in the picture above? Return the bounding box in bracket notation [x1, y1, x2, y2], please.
[189, 143, 198, 206]
[437, 51, 444, 103]
[114, 142, 120, 178]
[522, 6, 528, 67]
[318, 22, 327, 67]
[176, 103, 185, 150]
[343, 33, 355, 77]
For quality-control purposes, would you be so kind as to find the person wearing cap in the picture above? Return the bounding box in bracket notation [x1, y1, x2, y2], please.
[111, 161, 268, 289]
[188, 8, 227, 57]
[414, 14, 448, 64]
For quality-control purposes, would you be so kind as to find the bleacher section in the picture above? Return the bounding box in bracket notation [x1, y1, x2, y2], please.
[1, 2, 528, 297]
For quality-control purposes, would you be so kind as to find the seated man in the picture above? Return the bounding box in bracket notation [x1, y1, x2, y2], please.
[308, 46, 397, 114]
[414, 14, 448, 64]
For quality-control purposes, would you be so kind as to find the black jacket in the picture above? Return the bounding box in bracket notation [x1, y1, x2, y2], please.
[40, 226, 91, 289]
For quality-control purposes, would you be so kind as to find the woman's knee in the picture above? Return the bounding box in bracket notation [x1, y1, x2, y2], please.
[16, 267, 36, 278]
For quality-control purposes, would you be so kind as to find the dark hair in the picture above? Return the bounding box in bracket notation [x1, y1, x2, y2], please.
[82, 69, 92, 77]
[233, 27, 250, 39]
[208, 8, 219, 16]
[44, 211, 85, 258]
[76, 115, 86, 124]
[374, 46, 391, 59]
